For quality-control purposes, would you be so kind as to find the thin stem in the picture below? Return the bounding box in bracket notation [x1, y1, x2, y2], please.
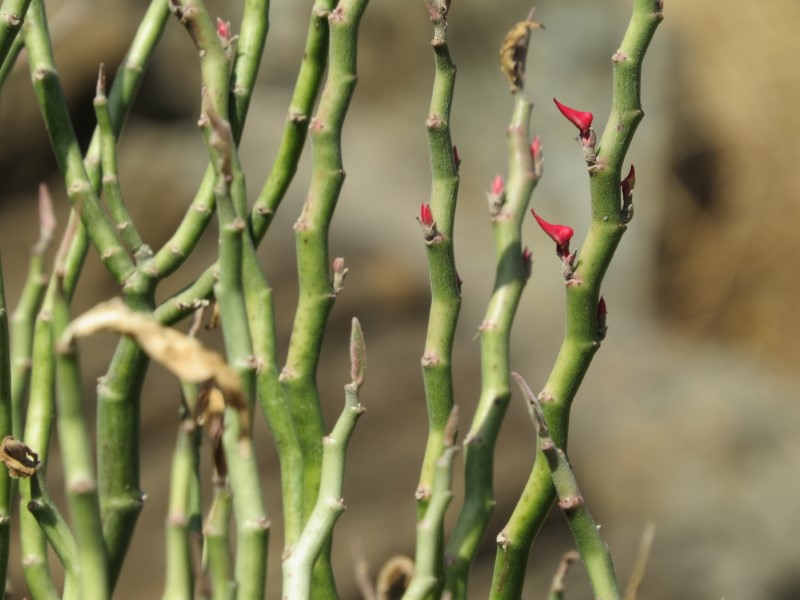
[250, 0, 336, 242]
[53, 283, 109, 600]
[154, 0, 336, 328]
[94, 65, 146, 258]
[416, 0, 461, 525]
[547, 551, 580, 600]
[204, 478, 235, 600]
[0, 255, 11, 593]
[490, 2, 662, 596]
[23, 0, 135, 284]
[444, 87, 541, 597]
[163, 410, 202, 600]
[0, 0, 31, 67]
[10, 184, 55, 439]
[403, 408, 458, 600]
[282, 319, 366, 600]
[515, 373, 619, 600]
[26, 472, 77, 579]
[0, 33, 23, 91]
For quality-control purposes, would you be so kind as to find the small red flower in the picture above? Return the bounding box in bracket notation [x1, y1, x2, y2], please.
[530, 135, 542, 161]
[419, 202, 434, 227]
[531, 209, 574, 256]
[553, 98, 593, 135]
[216, 18, 232, 41]
[491, 174, 504, 196]
[522, 245, 533, 264]
[620, 164, 636, 198]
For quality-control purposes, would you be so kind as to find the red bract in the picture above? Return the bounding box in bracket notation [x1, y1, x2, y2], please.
[553, 98, 593, 134]
[531, 209, 574, 255]
[522, 246, 533, 264]
[217, 18, 232, 41]
[452, 145, 461, 168]
[419, 203, 434, 227]
[491, 174, 504, 196]
[530, 135, 542, 161]
[620, 164, 636, 197]
[597, 296, 607, 319]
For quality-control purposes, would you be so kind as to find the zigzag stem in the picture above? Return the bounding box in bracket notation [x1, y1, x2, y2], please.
[490, 2, 662, 597]
[444, 88, 541, 598]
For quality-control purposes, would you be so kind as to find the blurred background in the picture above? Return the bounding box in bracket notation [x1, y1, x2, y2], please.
[1, 0, 799, 598]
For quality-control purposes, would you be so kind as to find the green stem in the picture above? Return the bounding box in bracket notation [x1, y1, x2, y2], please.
[154, 0, 335, 327]
[416, 1, 461, 524]
[515, 373, 619, 600]
[0, 0, 31, 67]
[23, 0, 135, 284]
[0, 256, 11, 593]
[204, 478, 235, 600]
[53, 283, 109, 600]
[403, 409, 458, 600]
[163, 409, 202, 600]
[9, 184, 54, 439]
[94, 66, 146, 258]
[444, 91, 540, 598]
[250, 0, 335, 242]
[490, 2, 662, 596]
[26, 472, 77, 580]
[282, 319, 366, 600]
[0, 32, 22, 91]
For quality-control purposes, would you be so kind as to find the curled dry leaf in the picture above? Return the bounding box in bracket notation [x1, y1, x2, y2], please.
[0, 436, 40, 478]
[61, 298, 249, 435]
[500, 19, 544, 91]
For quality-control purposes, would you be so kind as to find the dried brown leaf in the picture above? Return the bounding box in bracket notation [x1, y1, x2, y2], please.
[0, 436, 40, 478]
[500, 19, 544, 91]
[61, 298, 249, 434]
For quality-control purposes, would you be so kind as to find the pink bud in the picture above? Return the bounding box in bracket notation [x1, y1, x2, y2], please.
[217, 18, 232, 41]
[620, 164, 636, 198]
[531, 209, 574, 255]
[553, 98, 593, 134]
[597, 296, 608, 339]
[530, 135, 542, 161]
[522, 246, 533, 265]
[452, 145, 461, 168]
[419, 202, 434, 227]
[491, 174, 504, 196]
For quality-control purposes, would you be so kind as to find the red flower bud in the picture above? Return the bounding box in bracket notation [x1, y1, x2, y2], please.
[216, 18, 232, 41]
[419, 202, 434, 227]
[531, 209, 574, 255]
[452, 145, 461, 169]
[491, 174, 504, 196]
[530, 135, 542, 161]
[597, 296, 608, 340]
[522, 245, 533, 264]
[553, 98, 593, 134]
[620, 164, 636, 198]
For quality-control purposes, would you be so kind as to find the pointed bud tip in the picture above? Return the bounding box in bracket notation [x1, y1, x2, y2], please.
[530, 135, 542, 159]
[419, 203, 434, 226]
[531, 209, 574, 248]
[216, 17, 232, 40]
[491, 174, 504, 196]
[553, 98, 593, 133]
[598, 296, 607, 317]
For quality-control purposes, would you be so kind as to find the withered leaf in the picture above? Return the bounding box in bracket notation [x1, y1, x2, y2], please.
[62, 298, 249, 435]
[500, 20, 544, 91]
[0, 436, 40, 478]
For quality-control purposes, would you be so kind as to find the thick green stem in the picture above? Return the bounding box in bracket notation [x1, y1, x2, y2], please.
[23, 0, 135, 284]
[0, 0, 31, 67]
[9, 185, 54, 439]
[490, 2, 662, 597]
[163, 409, 202, 600]
[444, 92, 540, 599]
[53, 284, 109, 600]
[516, 374, 620, 600]
[416, 2, 461, 526]
[204, 479, 235, 600]
[26, 472, 77, 585]
[0, 256, 11, 593]
[404, 409, 458, 600]
[282, 319, 366, 600]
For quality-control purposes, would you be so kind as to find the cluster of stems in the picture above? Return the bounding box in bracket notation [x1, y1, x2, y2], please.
[0, 0, 662, 598]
